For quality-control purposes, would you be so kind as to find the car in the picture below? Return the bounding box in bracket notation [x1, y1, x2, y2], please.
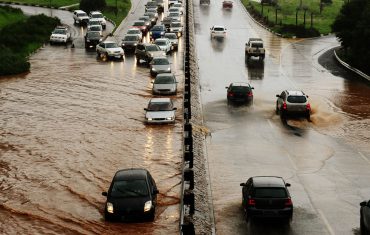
[88, 18, 102, 28]
[87, 24, 103, 37]
[200, 0, 210, 5]
[85, 31, 102, 49]
[360, 200, 370, 235]
[275, 90, 311, 121]
[223, 0, 233, 8]
[245, 38, 265, 61]
[168, 7, 181, 15]
[164, 33, 179, 50]
[169, 21, 183, 37]
[167, 12, 181, 22]
[144, 98, 177, 124]
[149, 25, 166, 41]
[162, 17, 174, 30]
[152, 73, 177, 95]
[145, 1, 158, 12]
[226, 82, 254, 105]
[144, 12, 157, 26]
[49, 26, 71, 45]
[96, 41, 125, 61]
[126, 28, 143, 42]
[154, 38, 172, 54]
[172, 3, 184, 14]
[121, 35, 141, 51]
[240, 176, 293, 223]
[149, 57, 171, 76]
[73, 10, 89, 25]
[135, 43, 166, 64]
[89, 11, 106, 29]
[138, 16, 152, 29]
[145, 8, 159, 20]
[102, 168, 158, 222]
[132, 20, 149, 35]
[210, 25, 227, 38]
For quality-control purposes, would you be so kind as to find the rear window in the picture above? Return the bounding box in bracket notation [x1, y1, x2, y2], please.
[287, 95, 307, 103]
[254, 188, 287, 198]
[251, 42, 263, 48]
[230, 86, 250, 92]
[214, 27, 225, 31]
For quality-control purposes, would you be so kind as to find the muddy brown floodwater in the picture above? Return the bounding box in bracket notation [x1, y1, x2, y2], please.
[0, 4, 184, 235]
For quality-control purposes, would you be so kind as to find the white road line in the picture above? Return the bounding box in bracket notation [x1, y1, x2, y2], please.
[359, 152, 370, 165]
[318, 209, 335, 235]
[267, 119, 274, 130]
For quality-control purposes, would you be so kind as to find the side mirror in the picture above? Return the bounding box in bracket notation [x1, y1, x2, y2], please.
[251, 87, 254, 89]
[153, 189, 159, 194]
[210, 28, 212, 30]
[144, 108, 147, 111]
[240, 183, 246, 186]
[225, 87, 228, 89]
[276, 94, 280, 98]
[285, 183, 291, 187]
[173, 107, 177, 110]
[102, 192, 108, 196]
[306, 95, 309, 98]
[360, 201, 367, 207]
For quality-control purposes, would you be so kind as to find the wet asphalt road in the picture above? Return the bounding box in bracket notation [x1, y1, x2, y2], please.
[194, 0, 370, 234]
[0, 3, 184, 235]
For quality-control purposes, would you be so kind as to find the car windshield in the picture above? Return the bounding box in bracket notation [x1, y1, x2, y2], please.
[147, 45, 160, 51]
[78, 13, 87, 17]
[231, 86, 250, 92]
[173, 4, 181, 7]
[105, 43, 118, 48]
[165, 34, 177, 39]
[155, 75, 175, 84]
[53, 29, 66, 34]
[124, 36, 138, 41]
[89, 26, 101, 31]
[287, 95, 307, 103]
[133, 21, 145, 26]
[148, 101, 173, 111]
[110, 179, 149, 198]
[91, 13, 103, 18]
[89, 20, 100, 25]
[147, 2, 157, 6]
[251, 42, 263, 48]
[214, 27, 225, 31]
[155, 41, 167, 46]
[87, 32, 100, 37]
[153, 58, 169, 65]
[171, 22, 181, 27]
[128, 29, 140, 34]
[169, 12, 179, 16]
[152, 26, 164, 31]
[254, 188, 287, 198]
[169, 8, 179, 12]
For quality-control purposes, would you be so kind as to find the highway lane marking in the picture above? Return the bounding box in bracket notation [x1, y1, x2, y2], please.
[359, 152, 370, 165]
[318, 209, 335, 235]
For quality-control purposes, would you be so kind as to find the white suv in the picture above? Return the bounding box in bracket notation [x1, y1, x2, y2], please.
[96, 41, 124, 61]
[276, 90, 311, 121]
[49, 26, 71, 45]
[89, 11, 107, 29]
[210, 25, 227, 38]
[73, 10, 89, 25]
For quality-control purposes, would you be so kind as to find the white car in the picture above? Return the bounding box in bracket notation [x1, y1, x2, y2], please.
[144, 98, 177, 124]
[49, 26, 71, 45]
[152, 73, 177, 95]
[172, 3, 183, 14]
[168, 12, 181, 22]
[169, 21, 183, 37]
[154, 38, 172, 54]
[96, 41, 124, 60]
[87, 24, 103, 36]
[164, 33, 178, 50]
[89, 11, 107, 29]
[73, 10, 89, 25]
[210, 25, 227, 38]
[126, 28, 143, 42]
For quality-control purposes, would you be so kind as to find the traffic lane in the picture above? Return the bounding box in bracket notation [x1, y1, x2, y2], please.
[194, 0, 370, 234]
[0, 5, 183, 235]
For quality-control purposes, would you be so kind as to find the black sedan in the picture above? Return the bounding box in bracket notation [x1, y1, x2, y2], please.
[102, 168, 159, 222]
[240, 176, 293, 223]
[121, 35, 141, 52]
[360, 200, 370, 234]
[226, 82, 254, 105]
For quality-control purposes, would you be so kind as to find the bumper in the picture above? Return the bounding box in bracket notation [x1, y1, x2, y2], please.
[228, 96, 253, 103]
[153, 90, 176, 95]
[146, 118, 175, 124]
[248, 207, 293, 219]
[50, 38, 67, 44]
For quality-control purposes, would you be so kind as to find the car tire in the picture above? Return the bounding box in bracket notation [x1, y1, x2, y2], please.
[148, 210, 155, 222]
[136, 57, 141, 64]
[104, 211, 115, 222]
[306, 113, 311, 122]
[275, 103, 279, 115]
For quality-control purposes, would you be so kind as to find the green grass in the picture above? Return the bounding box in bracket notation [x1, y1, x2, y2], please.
[102, 0, 131, 27]
[241, 0, 345, 34]
[0, 0, 78, 8]
[0, 5, 26, 29]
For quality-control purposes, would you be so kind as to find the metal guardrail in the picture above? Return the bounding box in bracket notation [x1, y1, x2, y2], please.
[179, 0, 195, 233]
[333, 49, 370, 82]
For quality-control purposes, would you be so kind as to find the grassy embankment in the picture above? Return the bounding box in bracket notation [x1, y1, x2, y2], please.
[241, 0, 344, 37]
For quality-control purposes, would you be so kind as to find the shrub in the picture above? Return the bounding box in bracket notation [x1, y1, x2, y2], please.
[0, 46, 30, 75]
[80, 0, 107, 13]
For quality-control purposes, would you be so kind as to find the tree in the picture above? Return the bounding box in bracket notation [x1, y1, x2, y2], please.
[79, 0, 106, 13]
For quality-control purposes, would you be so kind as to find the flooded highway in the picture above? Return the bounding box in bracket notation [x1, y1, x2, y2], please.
[0, 3, 183, 235]
[194, 0, 370, 234]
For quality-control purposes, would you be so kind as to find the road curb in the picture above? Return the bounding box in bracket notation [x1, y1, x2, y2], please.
[333, 48, 370, 82]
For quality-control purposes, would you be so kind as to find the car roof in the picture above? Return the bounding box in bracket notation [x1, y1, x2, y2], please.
[155, 38, 168, 41]
[249, 38, 263, 41]
[231, 82, 251, 86]
[150, 98, 171, 103]
[285, 90, 305, 96]
[251, 176, 286, 187]
[113, 168, 149, 181]
[103, 41, 117, 44]
[90, 11, 102, 14]
[152, 56, 168, 60]
[213, 25, 226, 28]
[74, 10, 86, 13]
[165, 32, 177, 35]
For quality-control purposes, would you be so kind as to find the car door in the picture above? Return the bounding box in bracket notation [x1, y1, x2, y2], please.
[242, 179, 252, 208]
[147, 173, 158, 205]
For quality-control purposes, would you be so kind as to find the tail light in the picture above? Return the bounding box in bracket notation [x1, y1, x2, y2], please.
[282, 102, 287, 110]
[228, 92, 234, 97]
[247, 92, 253, 97]
[248, 199, 255, 206]
[285, 198, 292, 207]
[306, 103, 311, 110]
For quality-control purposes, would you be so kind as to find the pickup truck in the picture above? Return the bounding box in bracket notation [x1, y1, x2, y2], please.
[245, 38, 265, 61]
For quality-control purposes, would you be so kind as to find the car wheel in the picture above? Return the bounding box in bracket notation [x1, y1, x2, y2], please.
[306, 113, 311, 122]
[136, 57, 141, 64]
[104, 211, 115, 222]
[280, 110, 287, 121]
[148, 210, 155, 222]
[275, 103, 279, 115]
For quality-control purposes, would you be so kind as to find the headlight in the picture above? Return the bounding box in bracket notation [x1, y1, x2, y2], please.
[121, 43, 125, 46]
[86, 39, 90, 42]
[166, 117, 174, 120]
[150, 32, 152, 35]
[147, 118, 153, 121]
[152, 67, 156, 71]
[133, 43, 137, 46]
[107, 202, 114, 213]
[167, 67, 171, 71]
[161, 32, 164, 35]
[144, 201, 152, 212]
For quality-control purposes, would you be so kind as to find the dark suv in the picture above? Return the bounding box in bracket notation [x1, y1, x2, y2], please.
[84, 31, 102, 49]
[276, 90, 311, 121]
[135, 43, 166, 64]
[240, 176, 293, 223]
[226, 82, 254, 105]
[360, 200, 370, 234]
[102, 168, 159, 222]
